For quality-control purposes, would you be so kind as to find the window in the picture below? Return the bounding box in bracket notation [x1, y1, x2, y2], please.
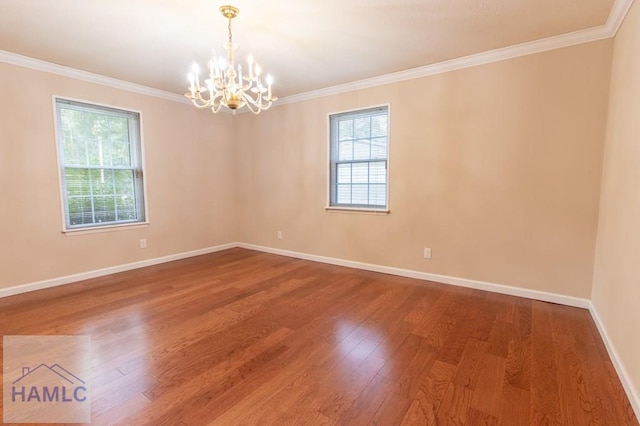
[55, 98, 146, 231]
[329, 106, 389, 210]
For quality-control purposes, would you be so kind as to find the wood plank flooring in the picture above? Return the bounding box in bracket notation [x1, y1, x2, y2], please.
[0, 248, 637, 425]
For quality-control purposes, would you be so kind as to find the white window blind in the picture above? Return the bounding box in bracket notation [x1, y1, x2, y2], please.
[329, 106, 389, 209]
[55, 99, 146, 230]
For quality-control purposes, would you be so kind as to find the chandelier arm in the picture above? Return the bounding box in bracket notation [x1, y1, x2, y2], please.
[194, 90, 214, 106]
[241, 90, 262, 112]
[256, 92, 273, 110]
[251, 91, 272, 110]
[242, 92, 263, 109]
[192, 89, 226, 109]
[211, 99, 225, 113]
[191, 92, 213, 108]
[243, 98, 262, 114]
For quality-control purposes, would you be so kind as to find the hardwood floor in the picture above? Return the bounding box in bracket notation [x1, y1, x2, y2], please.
[0, 248, 637, 425]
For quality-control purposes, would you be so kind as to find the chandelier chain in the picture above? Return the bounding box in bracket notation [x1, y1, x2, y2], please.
[227, 16, 233, 65]
[228, 16, 232, 50]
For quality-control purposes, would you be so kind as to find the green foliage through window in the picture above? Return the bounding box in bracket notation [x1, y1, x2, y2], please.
[55, 99, 145, 229]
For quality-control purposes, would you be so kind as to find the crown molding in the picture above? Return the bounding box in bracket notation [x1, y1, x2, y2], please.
[0, 0, 634, 109]
[277, 0, 634, 107]
[608, 0, 636, 33]
[0, 50, 188, 104]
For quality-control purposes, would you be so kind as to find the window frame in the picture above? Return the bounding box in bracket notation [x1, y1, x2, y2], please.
[53, 97, 149, 234]
[327, 104, 390, 213]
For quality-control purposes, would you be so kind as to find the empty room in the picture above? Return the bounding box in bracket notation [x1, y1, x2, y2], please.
[1, 0, 639, 424]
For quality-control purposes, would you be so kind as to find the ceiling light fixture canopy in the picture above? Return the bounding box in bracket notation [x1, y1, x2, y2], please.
[185, 5, 276, 114]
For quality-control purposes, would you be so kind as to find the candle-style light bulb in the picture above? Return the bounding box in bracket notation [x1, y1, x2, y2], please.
[188, 73, 195, 96]
[213, 58, 220, 78]
[218, 58, 227, 83]
[207, 79, 213, 98]
[266, 74, 273, 99]
[191, 63, 201, 90]
[248, 55, 254, 80]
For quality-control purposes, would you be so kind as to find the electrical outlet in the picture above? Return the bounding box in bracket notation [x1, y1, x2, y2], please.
[140, 238, 147, 249]
[423, 248, 431, 259]
[277, 231, 283, 240]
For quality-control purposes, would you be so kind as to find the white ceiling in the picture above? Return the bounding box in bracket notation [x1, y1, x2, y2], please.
[0, 0, 622, 99]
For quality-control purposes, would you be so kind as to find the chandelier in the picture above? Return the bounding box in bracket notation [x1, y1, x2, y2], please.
[185, 5, 277, 114]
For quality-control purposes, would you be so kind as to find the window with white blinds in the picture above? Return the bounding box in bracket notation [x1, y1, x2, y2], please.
[55, 98, 146, 230]
[329, 106, 389, 210]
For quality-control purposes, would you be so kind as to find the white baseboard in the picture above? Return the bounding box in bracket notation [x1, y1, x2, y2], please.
[0, 242, 237, 299]
[238, 243, 590, 309]
[588, 302, 640, 420]
[1, 241, 591, 308]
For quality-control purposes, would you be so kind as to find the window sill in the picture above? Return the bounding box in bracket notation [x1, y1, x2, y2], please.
[63, 222, 149, 236]
[325, 206, 389, 215]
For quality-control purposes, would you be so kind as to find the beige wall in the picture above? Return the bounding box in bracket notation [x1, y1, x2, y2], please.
[235, 40, 613, 299]
[593, 0, 640, 410]
[0, 62, 237, 289]
[0, 40, 614, 301]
